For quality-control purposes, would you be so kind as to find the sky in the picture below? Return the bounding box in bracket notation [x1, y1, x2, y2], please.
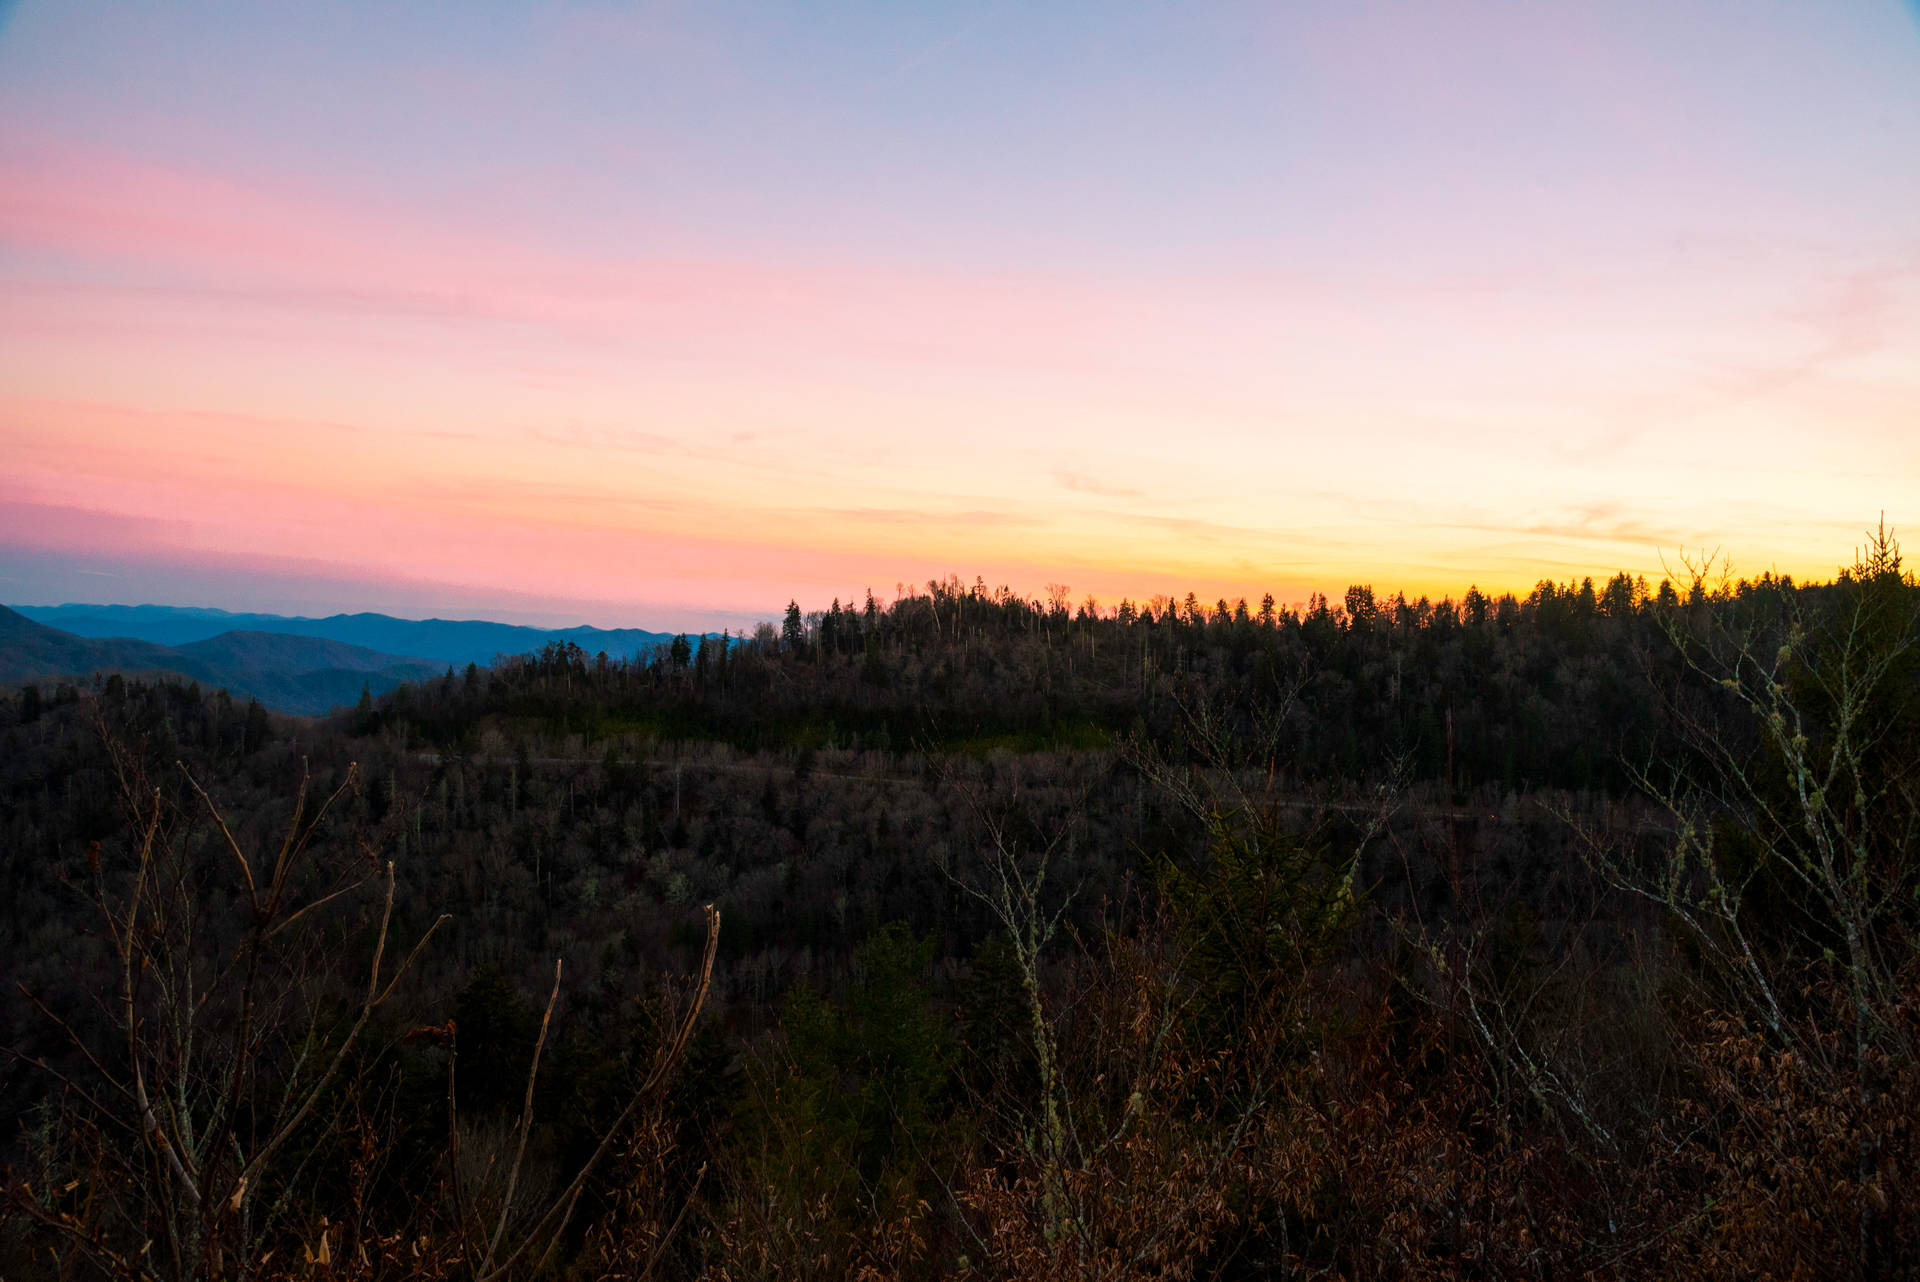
[2, 1, 1917, 630]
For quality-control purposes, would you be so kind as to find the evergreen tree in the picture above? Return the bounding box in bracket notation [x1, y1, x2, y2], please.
[781, 600, 806, 654]
[242, 697, 272, 755]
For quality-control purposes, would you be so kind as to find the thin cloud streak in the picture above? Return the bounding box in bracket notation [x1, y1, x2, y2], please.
[1055, 471, 1147, 501]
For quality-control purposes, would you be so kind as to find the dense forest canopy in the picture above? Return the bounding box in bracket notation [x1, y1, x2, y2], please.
[3, 531, 1916, 1279]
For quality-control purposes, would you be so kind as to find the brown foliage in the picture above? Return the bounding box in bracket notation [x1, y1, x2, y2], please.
[1653, 981, 1920, 1281]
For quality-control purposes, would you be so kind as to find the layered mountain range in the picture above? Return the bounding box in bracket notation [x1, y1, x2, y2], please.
[14, 604, 677, 669]
[1, 604, 681, 715]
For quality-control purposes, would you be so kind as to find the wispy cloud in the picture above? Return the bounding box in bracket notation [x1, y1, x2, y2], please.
[1055, 470, 1146, 500]
[0, 498, 195, 553]
[1514, 503, 1698, 549]
[816, 506, 1046, 530]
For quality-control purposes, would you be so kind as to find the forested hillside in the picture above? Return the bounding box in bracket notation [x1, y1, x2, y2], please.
[3, 536, 1916, 1279]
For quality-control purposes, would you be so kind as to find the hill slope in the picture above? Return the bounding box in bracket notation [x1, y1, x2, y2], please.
[175, 630, 437, 675]
[0, 606, 194, 682]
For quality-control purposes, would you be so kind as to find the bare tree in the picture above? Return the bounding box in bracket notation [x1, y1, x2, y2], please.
[1611, 523, 1917, 1065]
[1576, 521, 1919, 1269]
[449, 905, 720, 1282]
[9, 737, 445, 1281]
[8, 719, 722, 1282]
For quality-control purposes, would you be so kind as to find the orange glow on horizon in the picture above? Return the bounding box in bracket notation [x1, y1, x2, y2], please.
[3, 4, 1916, 629]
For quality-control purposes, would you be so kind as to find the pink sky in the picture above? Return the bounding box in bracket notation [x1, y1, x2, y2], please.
[2, 2, 1917, 628]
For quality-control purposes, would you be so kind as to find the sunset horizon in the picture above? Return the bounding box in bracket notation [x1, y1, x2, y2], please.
[5, 2, 1915, 629]
[0, 522, 1904, 637]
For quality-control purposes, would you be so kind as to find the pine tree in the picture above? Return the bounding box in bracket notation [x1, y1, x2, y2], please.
[781, 600, 806, 654]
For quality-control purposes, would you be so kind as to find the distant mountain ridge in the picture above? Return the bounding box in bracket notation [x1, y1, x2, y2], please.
[12, 604, 682, 670]
[0, 607, 443, 716]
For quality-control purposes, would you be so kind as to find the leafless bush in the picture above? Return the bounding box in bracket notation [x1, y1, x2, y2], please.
[5, 716, 720, 1282]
